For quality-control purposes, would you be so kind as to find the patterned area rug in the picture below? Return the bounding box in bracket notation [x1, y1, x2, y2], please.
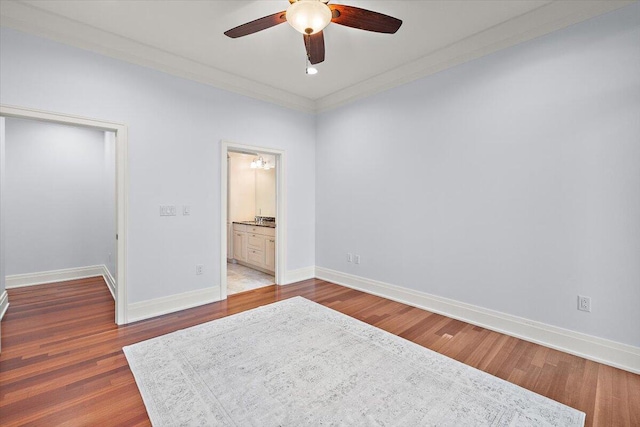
[123, 297, 585, 426]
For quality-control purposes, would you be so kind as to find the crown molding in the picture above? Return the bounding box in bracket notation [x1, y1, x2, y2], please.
[316, 0, 635, 112]
[0, 1, 634, 114]
[0, 1, 315, 113]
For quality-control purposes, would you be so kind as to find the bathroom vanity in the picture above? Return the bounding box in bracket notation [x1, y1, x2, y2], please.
[232, 221, 275, 274]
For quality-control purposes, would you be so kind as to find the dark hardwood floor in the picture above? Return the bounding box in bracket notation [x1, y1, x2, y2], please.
[1, 277, 638, 426]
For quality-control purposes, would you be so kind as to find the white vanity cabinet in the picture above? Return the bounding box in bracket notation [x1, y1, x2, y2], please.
[232, 223, 275, 274]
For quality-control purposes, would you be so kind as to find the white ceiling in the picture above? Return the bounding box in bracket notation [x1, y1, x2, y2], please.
[0, 0, 633, 112]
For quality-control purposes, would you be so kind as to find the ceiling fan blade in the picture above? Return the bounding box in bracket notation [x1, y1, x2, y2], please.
[304, 31, 325, 65]
[224, 11, 287, 38]
[329, 4, 402, 34]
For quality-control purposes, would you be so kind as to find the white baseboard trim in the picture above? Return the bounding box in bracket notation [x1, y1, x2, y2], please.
[315, 266, 640, 374]
[6, 265, 107, 289]
[128, 286, 222, 323]
[283, 266, 316, 285]
[0, 291, 9, 321]
[100, 266, 116, 300]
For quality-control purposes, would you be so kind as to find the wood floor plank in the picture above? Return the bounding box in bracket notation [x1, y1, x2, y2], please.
[1, 277, 637, 426]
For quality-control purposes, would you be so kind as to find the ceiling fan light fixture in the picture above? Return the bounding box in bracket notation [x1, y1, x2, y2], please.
[286, 0, 332, 35]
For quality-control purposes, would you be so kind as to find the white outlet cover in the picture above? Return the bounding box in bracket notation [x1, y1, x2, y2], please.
[578, 295, 591, 312]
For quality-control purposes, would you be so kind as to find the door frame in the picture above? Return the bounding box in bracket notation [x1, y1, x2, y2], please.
[220, 140, 285, 298]
[0, 104, 129, 325]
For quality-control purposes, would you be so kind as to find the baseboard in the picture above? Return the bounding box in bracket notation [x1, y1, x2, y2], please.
[128, 286, 222, 323]
[100, 266, 116, 300]
[315, 266, 640, 374]
[0, 291, 9, 321]
[5, 265, 106, 289]
[283, 266, 315, 285]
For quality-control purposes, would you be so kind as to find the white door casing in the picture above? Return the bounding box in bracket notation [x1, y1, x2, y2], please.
[0, 104, 129, 324]
[220, 140, 285, 298]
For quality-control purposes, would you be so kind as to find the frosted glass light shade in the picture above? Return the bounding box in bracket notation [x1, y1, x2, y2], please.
[286, 0, 332, 35]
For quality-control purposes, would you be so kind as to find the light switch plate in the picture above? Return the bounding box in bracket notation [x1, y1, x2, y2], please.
[160, 205, 176, 216]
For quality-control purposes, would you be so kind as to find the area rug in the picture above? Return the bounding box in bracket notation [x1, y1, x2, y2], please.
[123, 297, 585, 426]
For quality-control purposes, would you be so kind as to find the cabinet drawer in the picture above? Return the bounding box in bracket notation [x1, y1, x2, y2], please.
[247, 234, 265, 251]
[248, 226, 275, 237]
[233, 223, 247, 232]
[247, 249, 264, 265]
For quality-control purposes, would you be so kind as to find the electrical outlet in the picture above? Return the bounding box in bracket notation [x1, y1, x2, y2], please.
[347, 253, 352, 263]
[355, 255, 361, 264]
[578, 295, 591, 312]
[196, 264, 204, 275]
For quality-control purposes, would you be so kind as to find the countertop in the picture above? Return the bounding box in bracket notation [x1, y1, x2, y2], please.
[233, 221, 276, 228]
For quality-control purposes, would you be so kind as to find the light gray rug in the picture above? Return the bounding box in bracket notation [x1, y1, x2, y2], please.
[123, 297, 585, 426]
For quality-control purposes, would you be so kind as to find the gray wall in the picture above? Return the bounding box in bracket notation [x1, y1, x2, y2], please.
[0, 27, 316, 304]
[316, 5, 640, 347]
[4, 118, 114, 276]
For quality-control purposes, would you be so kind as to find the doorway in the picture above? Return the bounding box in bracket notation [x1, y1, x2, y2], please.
[0, 105, 128, 324]
[220, 141, 285, 298]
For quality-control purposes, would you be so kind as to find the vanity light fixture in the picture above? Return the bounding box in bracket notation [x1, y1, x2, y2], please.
[250, 157, 262, 169]
[250, 156, 272, 170]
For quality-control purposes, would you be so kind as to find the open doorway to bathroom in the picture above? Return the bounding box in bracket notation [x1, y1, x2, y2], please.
[220, 141, 285, 298]
[226, 151, 276, 294]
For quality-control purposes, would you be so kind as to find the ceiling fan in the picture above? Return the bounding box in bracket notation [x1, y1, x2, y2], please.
[224, 0, 402, 67]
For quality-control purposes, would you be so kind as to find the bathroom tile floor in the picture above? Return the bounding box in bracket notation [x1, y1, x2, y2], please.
[227, 262, 275, 295]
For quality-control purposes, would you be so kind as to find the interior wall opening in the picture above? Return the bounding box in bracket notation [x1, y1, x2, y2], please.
[0, 105, 127, 325]
[1, 117, 117, 299]
[226, 150, 277, 295]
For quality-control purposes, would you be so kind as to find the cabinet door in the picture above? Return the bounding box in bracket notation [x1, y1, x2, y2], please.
[265, 238, 275, 271]
[233, 232, 247, 261]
